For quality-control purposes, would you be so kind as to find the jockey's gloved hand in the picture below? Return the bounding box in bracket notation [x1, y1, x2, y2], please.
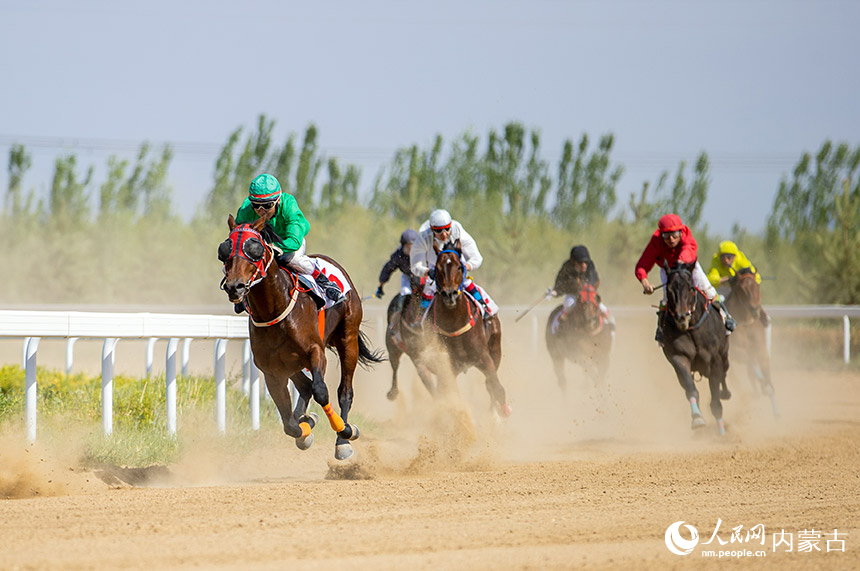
[427, 268, 436, 282]
[375, 286, 384, 298]
[275, 251, 294, 267]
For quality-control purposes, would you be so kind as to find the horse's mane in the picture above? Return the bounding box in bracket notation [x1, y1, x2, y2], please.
[260, 222, 284, 246]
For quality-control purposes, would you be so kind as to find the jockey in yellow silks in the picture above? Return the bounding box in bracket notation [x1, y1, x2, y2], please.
[707, 240, 770, 326]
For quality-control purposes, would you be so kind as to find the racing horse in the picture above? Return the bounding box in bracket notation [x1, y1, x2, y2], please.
[219, 215, 383, 460]
[661, 262, 731, 434]
[724, 268, 780, 417]
[426, 240, 511, 417]
[384, 280, 439, 401]
[545, 279, 613, 390]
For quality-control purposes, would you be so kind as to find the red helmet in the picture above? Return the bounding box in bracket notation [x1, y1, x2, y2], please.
[658, 214, 684, 233]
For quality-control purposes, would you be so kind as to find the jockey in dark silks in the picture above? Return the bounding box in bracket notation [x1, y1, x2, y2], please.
[232, 173, 344, 313]
[376, 229, 421, 332]
[549, 245, 614, 334]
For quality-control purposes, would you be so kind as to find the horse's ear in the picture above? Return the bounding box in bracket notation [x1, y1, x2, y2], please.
[250, 216, 267, 232]
[433, 241, 440, 254]
[454, 238, 462, 252]
[227, 214, 236, 230]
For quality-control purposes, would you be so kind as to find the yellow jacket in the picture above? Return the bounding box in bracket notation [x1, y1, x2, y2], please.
[707, 241, 761, 287]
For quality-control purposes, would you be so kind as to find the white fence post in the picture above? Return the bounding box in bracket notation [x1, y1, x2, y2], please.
[166, 338, 179, 435]
[182, 337, 192, 377]
[250, 358, 260, 430]
[214, 339, 227, 434]
[145, 337, 158, 377]
[844, 315, 851, 364]
[242, 339, 251, 396]
[101, 338, 118, 435]
[66, 337, 78, 376]
[25, 337, 40, 443]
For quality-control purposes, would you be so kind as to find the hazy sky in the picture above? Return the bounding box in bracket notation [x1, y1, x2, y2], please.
[1, 0, 858, 234]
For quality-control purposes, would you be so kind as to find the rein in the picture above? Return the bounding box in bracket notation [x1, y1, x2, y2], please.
[667, 287, 712, 331]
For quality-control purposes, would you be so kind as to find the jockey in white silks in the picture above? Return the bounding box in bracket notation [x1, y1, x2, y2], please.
[410, 209, 499, 317]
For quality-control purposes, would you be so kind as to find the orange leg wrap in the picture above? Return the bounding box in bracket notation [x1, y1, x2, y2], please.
[298, 422, 312, 438]
[322, 403, 345, 432]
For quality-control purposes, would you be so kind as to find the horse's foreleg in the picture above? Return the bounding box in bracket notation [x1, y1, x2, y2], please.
[265, 374, 305, 439]
[413, 355, 438, 397]
[306, 345, 346, 434]
[289, 372, 317, 450]
[668, 355, 703, 429]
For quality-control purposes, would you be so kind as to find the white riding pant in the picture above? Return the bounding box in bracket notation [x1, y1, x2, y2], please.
[280, 239, 316, 275]
[660, 261, 716, 302]
[399, 274, 412, 296]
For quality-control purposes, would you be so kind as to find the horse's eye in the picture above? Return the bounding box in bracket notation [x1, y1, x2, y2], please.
[217, 240, 232, 262]
[243, 238, 264, 262]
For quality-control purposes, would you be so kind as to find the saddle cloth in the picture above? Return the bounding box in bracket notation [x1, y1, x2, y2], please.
[294, 257, 352, 311]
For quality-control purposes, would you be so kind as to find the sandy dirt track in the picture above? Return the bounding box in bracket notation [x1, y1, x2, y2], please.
[1, 313, 859, 570]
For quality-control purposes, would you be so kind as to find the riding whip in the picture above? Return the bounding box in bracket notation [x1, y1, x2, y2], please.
[515, 289, 554, 323]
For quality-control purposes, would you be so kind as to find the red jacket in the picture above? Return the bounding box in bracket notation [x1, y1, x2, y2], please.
[634, 225, 698, 281]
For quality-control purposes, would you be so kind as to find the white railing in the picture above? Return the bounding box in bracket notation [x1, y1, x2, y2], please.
[0, 310, 263, 442]
[2, 305, 857, 442]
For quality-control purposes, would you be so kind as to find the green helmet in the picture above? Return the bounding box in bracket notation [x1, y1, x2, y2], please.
[249, 173, 282, 201]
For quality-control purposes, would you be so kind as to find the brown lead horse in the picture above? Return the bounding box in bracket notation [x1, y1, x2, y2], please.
[724, 268, 780, 417]
[219, 215, 383, 460]
[545, 280, 613, 390]
[426, 241, 511, 417]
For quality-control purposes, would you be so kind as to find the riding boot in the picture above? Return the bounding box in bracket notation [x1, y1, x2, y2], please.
[467, 285, 492, 318]
[759, 308, 772, 327]
[233, 301, 245, 314]
[713, 299, 736, 332]
[315, 272, 345, 303]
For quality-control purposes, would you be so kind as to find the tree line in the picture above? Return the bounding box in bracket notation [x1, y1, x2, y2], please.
[3, 114, 859, 306]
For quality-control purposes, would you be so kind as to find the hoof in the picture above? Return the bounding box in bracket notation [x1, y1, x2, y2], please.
[720, 389, 732, 400]
[386, 387, 399, 401]
[498, 402, 512, 418]
[296, 433, 314, 451]
[717, 419, 726, 436]
[335, 443, 354, 461]
[299, 412, 319, 428]
[691, 415, 706, 429]
[338, 423, 360, 441]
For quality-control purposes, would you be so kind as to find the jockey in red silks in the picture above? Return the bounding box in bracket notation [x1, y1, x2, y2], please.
[635, 213, 735, 343]
[409, 208, 499, 317]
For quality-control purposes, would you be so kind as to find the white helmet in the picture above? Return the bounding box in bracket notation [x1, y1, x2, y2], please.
[429, 209, 452, 229]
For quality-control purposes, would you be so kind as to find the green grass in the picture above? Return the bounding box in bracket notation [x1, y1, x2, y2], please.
[0, 364, 380, 468]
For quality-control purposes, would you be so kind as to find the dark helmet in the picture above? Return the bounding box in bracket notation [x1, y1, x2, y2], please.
[400, 229, 418, 245]
[570, 245, 591, 262]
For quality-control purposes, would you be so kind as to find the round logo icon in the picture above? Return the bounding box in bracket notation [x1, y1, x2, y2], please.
[665, 521, 699, 555]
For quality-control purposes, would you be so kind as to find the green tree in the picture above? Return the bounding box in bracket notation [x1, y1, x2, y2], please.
[294, 124, 323, 208]
[767, 140, 860, 242]
[813, 179, 860, 303]
[552, 133, 623, 229]
[50, 155, 93, 227]
[6, 144, 33, 216]
[371, 137, 446, 227]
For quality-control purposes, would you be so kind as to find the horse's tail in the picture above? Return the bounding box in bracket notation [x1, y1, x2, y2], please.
[357, 329, 386, 369]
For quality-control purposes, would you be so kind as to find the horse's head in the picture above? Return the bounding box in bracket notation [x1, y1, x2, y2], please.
[218, 215, 271, 303]
[729, 267, 762, 319]
[665, 262, 697, 331]
[433, 239, 465, 308]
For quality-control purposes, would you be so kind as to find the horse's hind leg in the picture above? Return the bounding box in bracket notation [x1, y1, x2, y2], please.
[386, 336, 403, 401]
[478, 355, 511, 417]
[708, 358, 728, 436]
[333, 333, 361, 460]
